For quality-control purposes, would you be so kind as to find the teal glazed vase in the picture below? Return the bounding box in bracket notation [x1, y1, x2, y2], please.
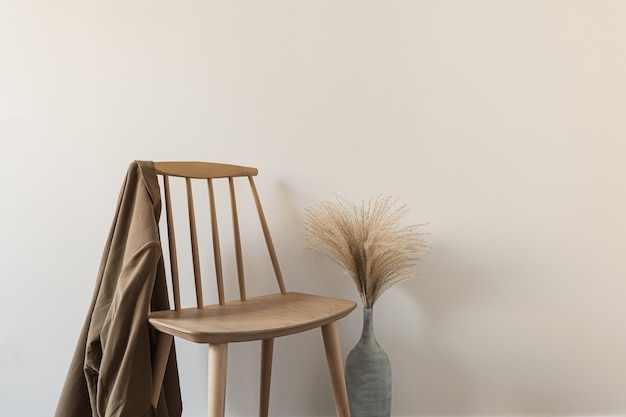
[344, 307, 392, 417]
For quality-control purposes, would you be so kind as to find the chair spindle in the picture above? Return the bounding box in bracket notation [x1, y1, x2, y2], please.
[162, 175, 181, 311]
[248, 176, 286, 294]
[207, 179, 225, 306]
[150, 162, 357, 417]
[186, 177, 204, 308]
[229, 177, 246, 301]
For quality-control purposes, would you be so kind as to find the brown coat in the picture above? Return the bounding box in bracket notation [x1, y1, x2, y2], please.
[55, 161, 182, 417]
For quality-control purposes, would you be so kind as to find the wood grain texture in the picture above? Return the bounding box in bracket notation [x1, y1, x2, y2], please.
[149, 161, 357, 417]
[322, 323, 352, 417]
[148, 292, 356, 344]
[208, 343, 228, 417]
[154, 161, 258, 179]
[259, 338, 274, 417]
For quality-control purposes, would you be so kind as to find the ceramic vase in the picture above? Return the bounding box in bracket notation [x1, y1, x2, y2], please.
[344, 307, 391, 417]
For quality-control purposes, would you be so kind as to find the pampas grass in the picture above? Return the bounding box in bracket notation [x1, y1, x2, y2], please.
[303, 196, 430, 308]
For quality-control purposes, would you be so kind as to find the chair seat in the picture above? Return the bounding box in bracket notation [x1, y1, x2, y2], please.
[149, 292, 357, 344]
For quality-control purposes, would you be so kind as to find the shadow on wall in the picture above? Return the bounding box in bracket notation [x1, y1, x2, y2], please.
[378, 239, 486, 416]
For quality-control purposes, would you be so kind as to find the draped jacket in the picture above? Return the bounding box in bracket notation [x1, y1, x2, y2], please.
[55, 161, 182, 417]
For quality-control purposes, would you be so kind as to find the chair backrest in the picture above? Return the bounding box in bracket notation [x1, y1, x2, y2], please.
[154, 162, 286, 310]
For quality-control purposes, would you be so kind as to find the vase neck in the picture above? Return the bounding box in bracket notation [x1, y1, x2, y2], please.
[361, 307, 376, 342]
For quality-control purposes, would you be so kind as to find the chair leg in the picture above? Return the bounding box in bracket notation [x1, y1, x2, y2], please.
[259, 338, 274, 417]
[321, 322, 351, 417]
[151, 333, 173, 408]
[208, 343, 229, 417]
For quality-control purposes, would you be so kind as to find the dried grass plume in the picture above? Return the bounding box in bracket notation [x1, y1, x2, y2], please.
[303, 195, 430, 308]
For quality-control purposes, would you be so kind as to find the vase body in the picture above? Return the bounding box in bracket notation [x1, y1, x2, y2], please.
[344, 307, 392, 417]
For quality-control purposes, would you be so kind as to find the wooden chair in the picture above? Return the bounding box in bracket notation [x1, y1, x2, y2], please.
[148, 162, 356, 417]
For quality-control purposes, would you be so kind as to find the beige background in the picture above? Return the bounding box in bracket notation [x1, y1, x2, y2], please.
[1, 1, 626, 416]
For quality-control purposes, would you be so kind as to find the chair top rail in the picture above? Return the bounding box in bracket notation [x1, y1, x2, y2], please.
[155, 162, 258, 179]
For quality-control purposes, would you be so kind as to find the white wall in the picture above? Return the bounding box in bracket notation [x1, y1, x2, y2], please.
[2, 1, 626, 416]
